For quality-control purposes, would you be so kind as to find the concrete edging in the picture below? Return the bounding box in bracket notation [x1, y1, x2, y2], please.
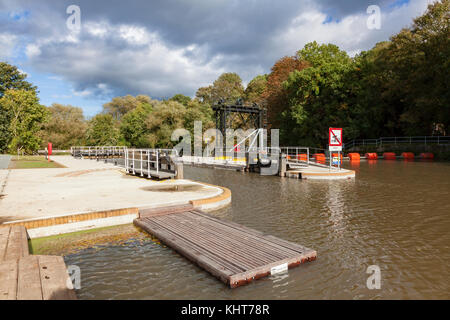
[0, 182, 232, 239]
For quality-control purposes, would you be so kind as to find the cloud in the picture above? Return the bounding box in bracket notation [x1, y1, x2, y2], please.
[0, 32, 17, 60]
[0, 0, 432, 102]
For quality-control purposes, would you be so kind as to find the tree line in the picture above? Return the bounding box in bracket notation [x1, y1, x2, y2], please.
[0, 0, 448, 153]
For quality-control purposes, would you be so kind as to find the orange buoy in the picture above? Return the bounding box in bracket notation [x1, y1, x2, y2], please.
[420, 153, 434, 159]
[401, 152, 415, 159]
[331, 153, 343, 160]
[383, 152, 396, 160]
[286, 155, 292, 160]
[313, 153, 326, 163]
[297, 154, 308, 161]
[348, 153, 360, 161]
[365, 153, 378, 160]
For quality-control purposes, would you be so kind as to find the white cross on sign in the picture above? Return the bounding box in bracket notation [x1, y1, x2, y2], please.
[329, 128, 342, 151]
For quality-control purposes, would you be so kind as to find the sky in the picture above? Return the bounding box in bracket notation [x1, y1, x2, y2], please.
[0, 0, 433, 117]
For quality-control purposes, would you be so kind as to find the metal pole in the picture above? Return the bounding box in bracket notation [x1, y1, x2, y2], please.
[132, 150, 135, 174]
[156, 150, 159, 174]
[338, 151, 341, 171]
[147, 150, 151, 178]
[307, 148, 309, 166]
[140, 150, 143, 176]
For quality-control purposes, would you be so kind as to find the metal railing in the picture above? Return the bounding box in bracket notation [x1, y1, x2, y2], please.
[124, 148, 178, 178]
[344, 136, 450, 149]
[71, 146, 127, 158]
[281, 147, 310, 167]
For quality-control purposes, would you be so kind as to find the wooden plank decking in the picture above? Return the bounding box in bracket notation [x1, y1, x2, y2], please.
[0, 225, 29, 262]
[134, 205, 316, 288]
[0, 226, 77, 300]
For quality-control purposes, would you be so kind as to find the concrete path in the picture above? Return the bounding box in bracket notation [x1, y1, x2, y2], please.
[0, 155, 11, 169]
[0, 156, 223, 223]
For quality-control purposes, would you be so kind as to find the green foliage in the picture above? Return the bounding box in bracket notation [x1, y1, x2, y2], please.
[196, 72, 244, 105]
[41, 104, 87, 149]
[102, 95, 152, 120]
[282, 42, 355, 146]
[0, 62, 37, 98]
[0, 62, 38, 152]
[0, 105, 11, 153]
[85, 114, 122, 146]
[120, 103, 154, 148]
[273, 1, 449, 147]
[244, 75, 267, 105]
[169, 94, 191, 107]
[146, 100, 187, 148]
[0, 89, 49, 154]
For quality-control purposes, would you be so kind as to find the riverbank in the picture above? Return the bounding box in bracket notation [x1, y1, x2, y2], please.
[0, 156, 231, 238]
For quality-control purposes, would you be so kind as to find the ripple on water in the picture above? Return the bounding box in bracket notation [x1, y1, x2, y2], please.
[65, 162, 450, 299]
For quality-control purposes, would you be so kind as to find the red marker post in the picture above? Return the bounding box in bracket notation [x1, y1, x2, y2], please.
[47, 142, 52, 162]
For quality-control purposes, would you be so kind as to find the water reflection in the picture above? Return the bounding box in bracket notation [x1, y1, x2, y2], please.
[65, 160, 450, 299]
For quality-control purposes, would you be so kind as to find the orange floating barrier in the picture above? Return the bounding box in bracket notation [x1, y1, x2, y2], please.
[383, 152, 396, 160]
[297, 154, 308, 161]
[313, 153, 326, 163]
[420, 153, 434, 159]
[401, 152, 415, 159]
[365, 153, 378, 160]
[348, 153, 360, 161]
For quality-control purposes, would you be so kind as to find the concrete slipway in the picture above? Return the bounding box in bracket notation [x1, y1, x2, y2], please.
[0, 156, 231, 238]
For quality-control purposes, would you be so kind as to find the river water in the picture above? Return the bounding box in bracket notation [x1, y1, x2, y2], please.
[65, 160, 450, 299]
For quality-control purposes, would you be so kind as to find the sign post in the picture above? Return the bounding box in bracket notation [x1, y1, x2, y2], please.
[329, 128, 342, 171]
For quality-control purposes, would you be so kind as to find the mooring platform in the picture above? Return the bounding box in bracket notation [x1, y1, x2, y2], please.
[286, 164, 355, 180]
[134, 205, 316, 288]
[0, 226, 76, 300]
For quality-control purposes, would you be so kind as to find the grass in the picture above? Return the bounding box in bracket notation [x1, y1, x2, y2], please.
[8, 155, 65, 169]
[29, 224, 152, 256]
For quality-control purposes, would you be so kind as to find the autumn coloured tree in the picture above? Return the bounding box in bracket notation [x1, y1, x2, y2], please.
[262, 56, 309, 129]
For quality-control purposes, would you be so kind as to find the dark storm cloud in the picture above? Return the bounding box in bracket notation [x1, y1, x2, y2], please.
[0, 0, 427, 100]
[316, 0, 395, 18]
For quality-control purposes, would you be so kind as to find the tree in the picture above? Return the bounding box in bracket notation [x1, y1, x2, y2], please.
[0, 62, 37, 98]
[195, 85, 213, 104]
[282, 42, 355, 146]
[0, 62, 38, 152]
[102, 95, 152, 120]
[184, 99, 214, 133]
[244, 74, 267, 105]
[262, 56, 309, 129]
[385, 0, 449, 135]
[211, 73, 244, 104]
[0, 105, 11, 153]
[169, 94, 191, 107]
[40, 104, 87, 149]
[0, 89, 48, 154]
[85, 114, 121, 146]
[120, 103, 153, 147]
[146, 100, 187, 148]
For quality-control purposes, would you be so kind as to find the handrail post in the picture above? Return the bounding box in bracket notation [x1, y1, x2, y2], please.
[156, 150, 159, 174]
[140, 150, 143, 176]
[147, 150, 151, 178]
[132, 150, 135, 174]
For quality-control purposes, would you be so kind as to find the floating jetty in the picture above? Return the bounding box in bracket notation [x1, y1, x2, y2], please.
[0, 226, 76, 300]
[134, 204, 316, 288]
